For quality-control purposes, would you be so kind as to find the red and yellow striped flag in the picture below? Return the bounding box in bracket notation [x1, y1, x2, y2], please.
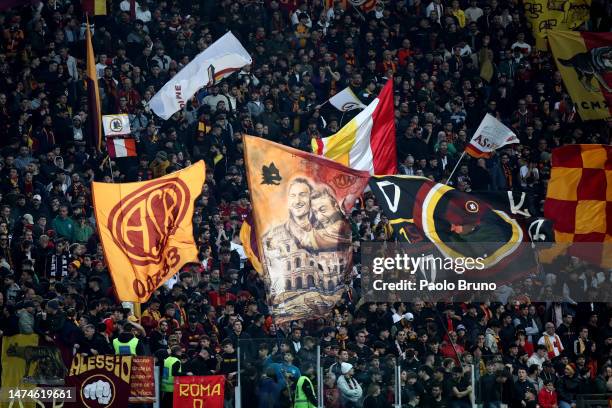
[544, 144, 611, 267]
[85, 19, 102, 150]
[549, 31, 612, 121]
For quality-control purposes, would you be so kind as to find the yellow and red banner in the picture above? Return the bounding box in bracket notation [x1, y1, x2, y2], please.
[549, 31, 612, 121]
[544, 144, 611, 268]
[92, 161, 205, 302]
[523, 0, 590, 50]
[173, 376, 224, 408]
[244, 136, 369, 323]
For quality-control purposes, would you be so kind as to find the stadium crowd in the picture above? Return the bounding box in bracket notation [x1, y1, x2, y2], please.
[0, 0, 611, 407]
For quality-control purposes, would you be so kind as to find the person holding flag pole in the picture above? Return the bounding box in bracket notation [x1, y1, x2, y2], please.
[446, 113, 520, 185]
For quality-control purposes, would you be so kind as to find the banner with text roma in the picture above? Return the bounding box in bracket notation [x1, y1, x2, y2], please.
[549, 31, 612, 121]
[92, 161, 205, 302]
[173, 375, 224, 408]
[244, 136, 369, 323]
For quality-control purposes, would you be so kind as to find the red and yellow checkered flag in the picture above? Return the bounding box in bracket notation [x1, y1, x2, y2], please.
[544, 144, 611, 268]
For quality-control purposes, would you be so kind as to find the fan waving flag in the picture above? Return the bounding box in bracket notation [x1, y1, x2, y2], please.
[329, 86, 367, 111]
[549, 31, 612, 121]
[244, 136, 369, 323]
[312, 79, 396, 174]
[544, 144, 611, 268]
[465, 114, 519, 158]
[149, 32, 252, 120]
[92, 161, 206, 302]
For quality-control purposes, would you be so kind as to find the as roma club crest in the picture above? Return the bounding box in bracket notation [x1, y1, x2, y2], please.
[107, 178, 191, 265]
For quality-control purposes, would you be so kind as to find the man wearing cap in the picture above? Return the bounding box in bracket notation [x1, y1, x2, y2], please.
[28, 195, 49, 222]
[337, 362, 362, 408]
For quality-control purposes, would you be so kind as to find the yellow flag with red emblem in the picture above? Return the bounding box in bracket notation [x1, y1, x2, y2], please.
[92, 161, 205, 302]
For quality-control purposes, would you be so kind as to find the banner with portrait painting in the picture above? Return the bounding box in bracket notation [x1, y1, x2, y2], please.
[244, 136, 369, 323]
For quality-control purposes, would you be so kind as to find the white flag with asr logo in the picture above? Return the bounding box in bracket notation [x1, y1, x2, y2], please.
[102, 114, 131, 137]
[329, 87, 367, 112]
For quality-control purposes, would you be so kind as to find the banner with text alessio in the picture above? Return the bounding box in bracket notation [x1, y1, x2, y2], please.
[65, 355, 132, 408]
[549, 31, 612, 121]
[173, 375, 225, 408]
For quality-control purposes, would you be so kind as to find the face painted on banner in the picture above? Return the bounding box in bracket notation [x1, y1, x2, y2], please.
[312, 191, 341, 227]
[287, 179, 312, 220]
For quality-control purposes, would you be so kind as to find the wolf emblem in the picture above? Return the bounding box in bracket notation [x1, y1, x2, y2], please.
[6, 344, 67, 385]
[558, 46, 612, 92]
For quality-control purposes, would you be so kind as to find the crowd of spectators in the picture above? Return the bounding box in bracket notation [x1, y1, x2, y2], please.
[0, 0, 611, 407]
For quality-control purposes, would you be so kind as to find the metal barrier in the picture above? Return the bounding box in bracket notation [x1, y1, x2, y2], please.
[576, 394, 610, 408]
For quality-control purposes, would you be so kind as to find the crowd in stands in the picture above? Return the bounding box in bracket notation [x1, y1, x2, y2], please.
[0, 0, 611, 407]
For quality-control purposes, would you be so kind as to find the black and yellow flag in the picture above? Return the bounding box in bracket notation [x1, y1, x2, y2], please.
[549, 31, 612, 121]
[523, 0, 590, 50]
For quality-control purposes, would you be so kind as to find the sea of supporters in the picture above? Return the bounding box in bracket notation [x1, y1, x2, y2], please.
[0, 0, 611, 407]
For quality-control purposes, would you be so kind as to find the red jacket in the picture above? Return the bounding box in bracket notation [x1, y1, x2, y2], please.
[538, 388, 558, 408]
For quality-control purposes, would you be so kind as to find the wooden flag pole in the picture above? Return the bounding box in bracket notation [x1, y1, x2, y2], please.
[134, 302, 141, 320]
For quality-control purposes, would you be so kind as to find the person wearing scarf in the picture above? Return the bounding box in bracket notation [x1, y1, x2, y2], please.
[336, 363, 362, 408]
[538, 322, 564, 359]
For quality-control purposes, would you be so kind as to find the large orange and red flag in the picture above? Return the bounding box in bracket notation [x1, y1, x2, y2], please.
[92, 161, 205, 302]
[244, 136, 369, 323]
[544, 144, 611, 268]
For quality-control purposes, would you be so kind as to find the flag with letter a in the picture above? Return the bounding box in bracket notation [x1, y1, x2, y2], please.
[465, 114, 519, 158]
[92, 161, 205, 302]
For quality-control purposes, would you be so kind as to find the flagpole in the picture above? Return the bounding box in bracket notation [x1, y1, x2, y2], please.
[339, 111, 346, 127]
[108, 157, 115, 182]
[445, 151, 466, 186]
[315, 100, 329, 110]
